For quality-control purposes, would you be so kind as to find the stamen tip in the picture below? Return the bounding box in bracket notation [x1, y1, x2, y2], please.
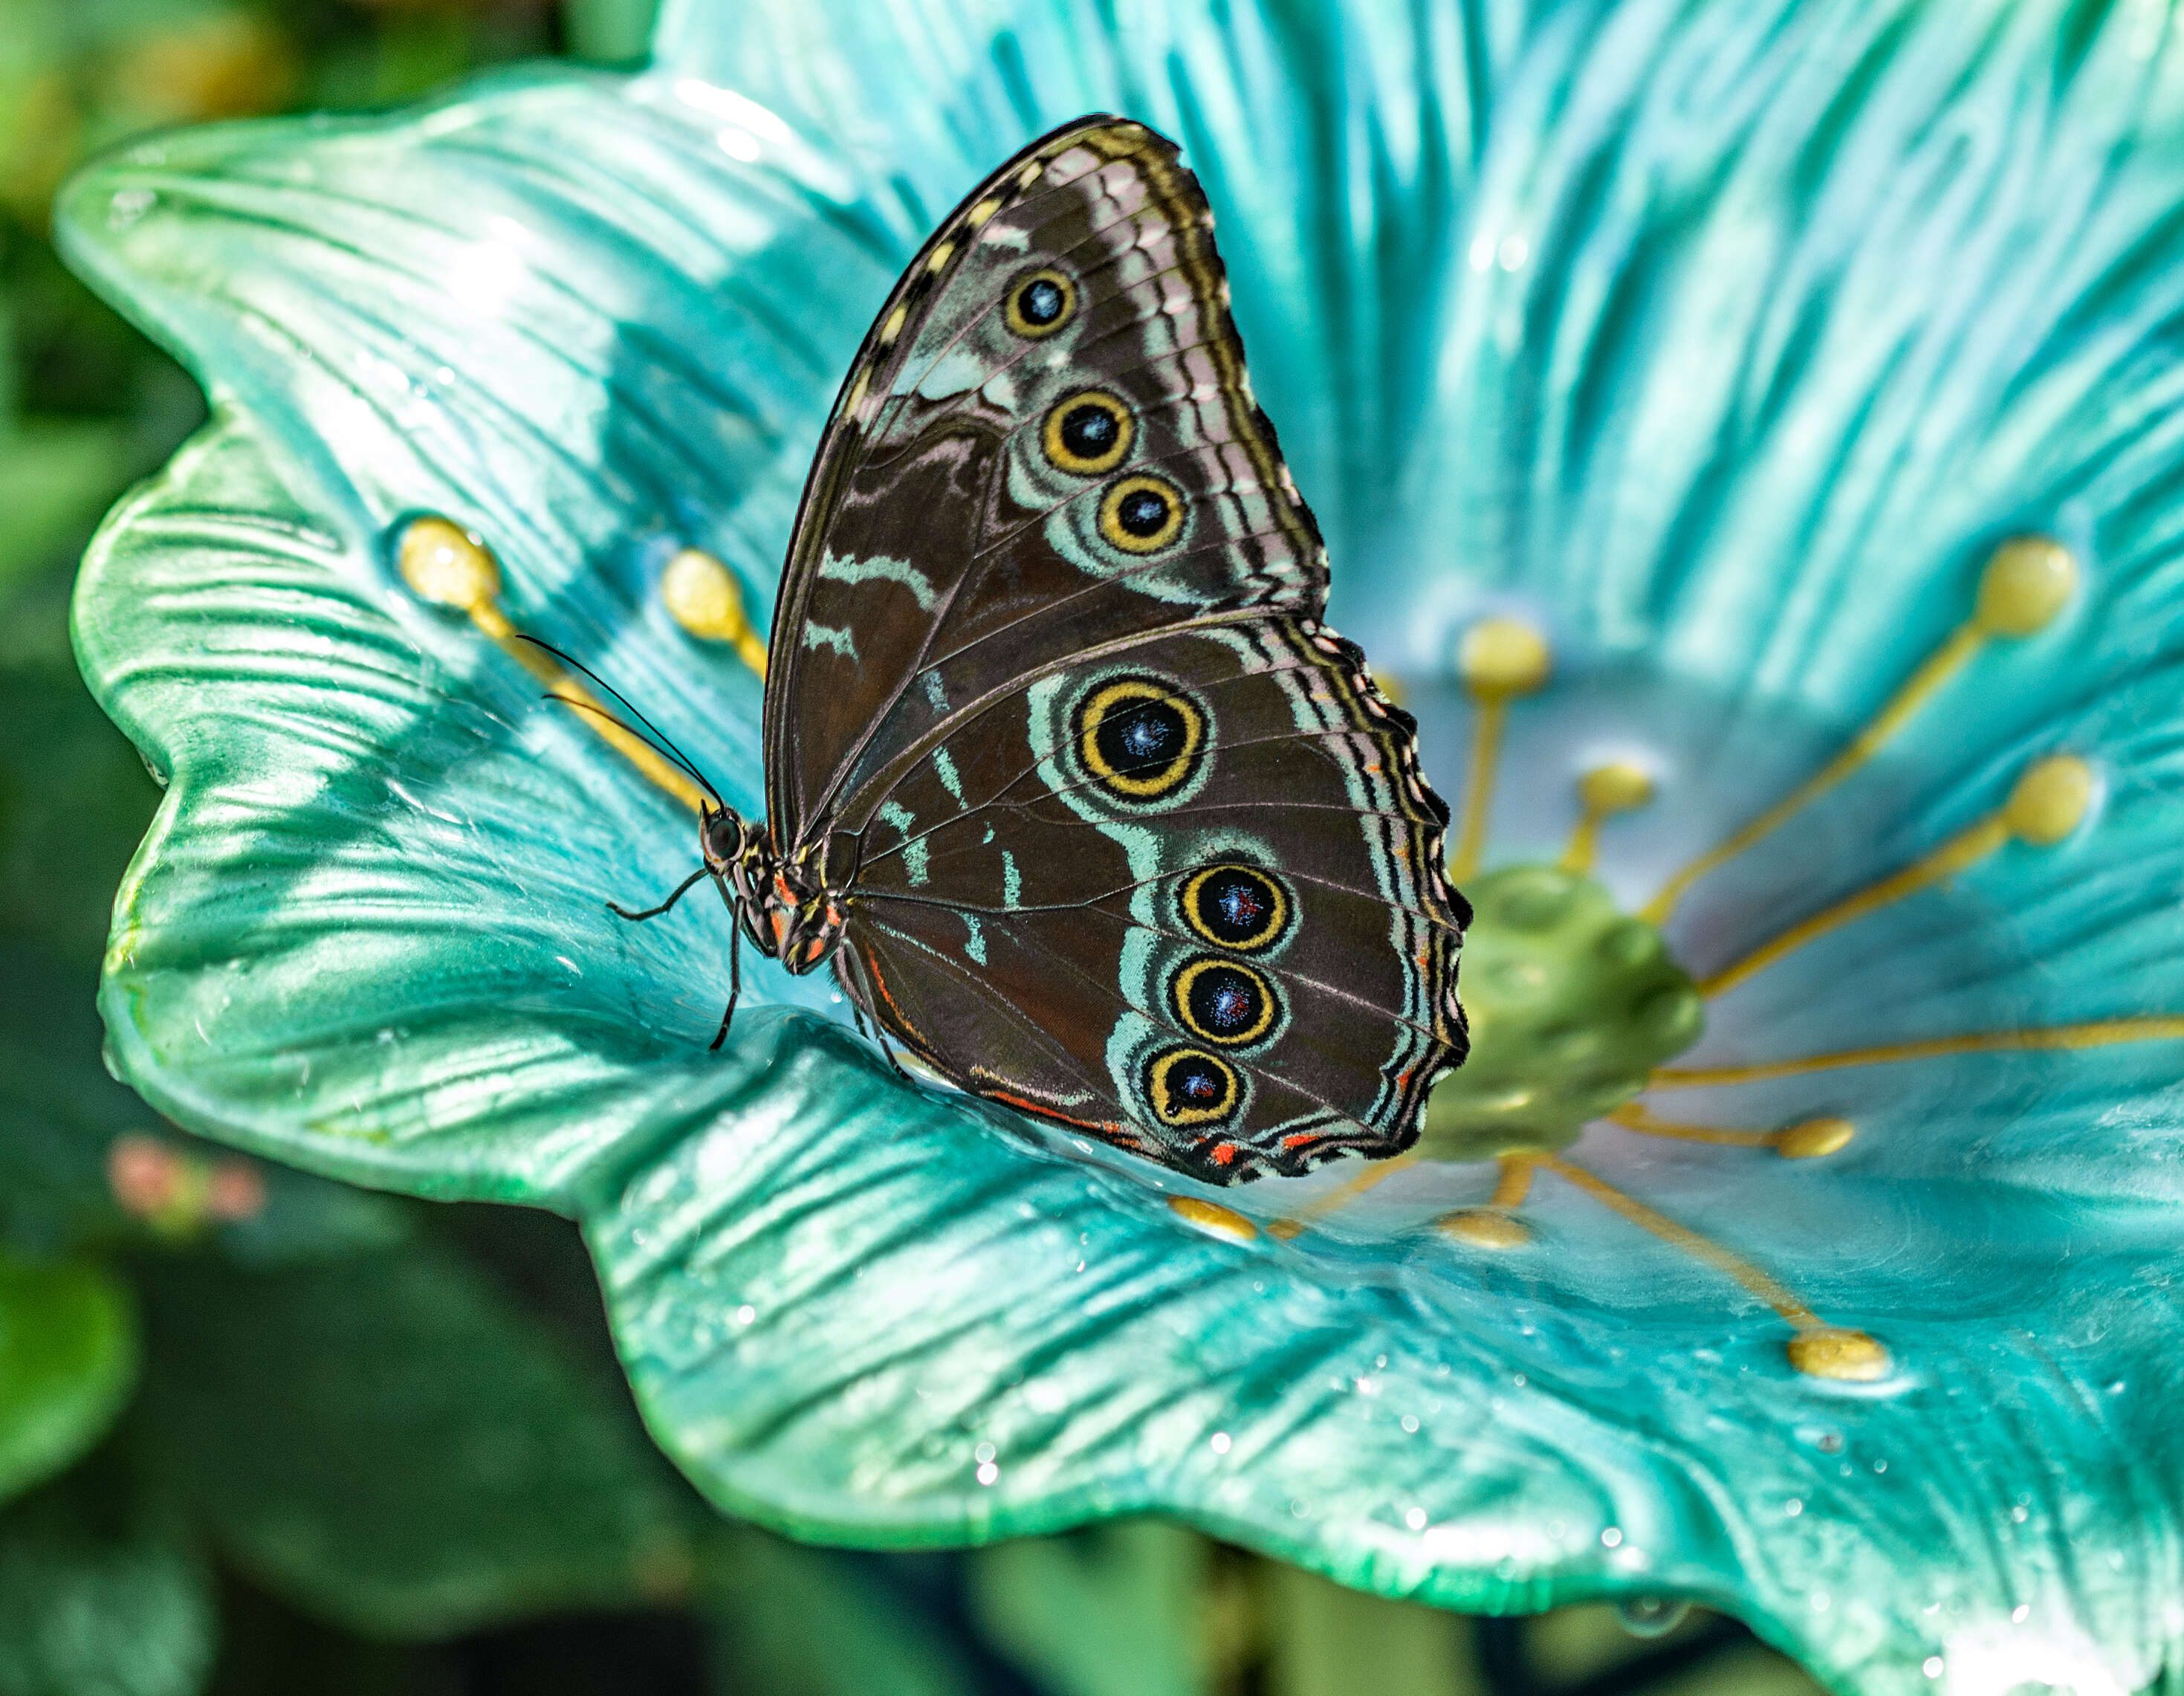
[2005, 754, 2095, 845]
[1436, 1208, 1531, 1249]
[1578, 762, 1655, 814]
[1775, 1116, 1854, 1159]
[1168, 1196, 1259, 1243]
[1787, 1327, 1891, 1382]
[663, 547, 768, 675]
[1457, 617, 1552, 700]
[1974, 536, 2077, 637]
[398, 515, 501, 612]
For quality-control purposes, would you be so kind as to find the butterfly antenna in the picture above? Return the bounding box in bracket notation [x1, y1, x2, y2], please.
[543, 692, 722, 805]
[517, 634, 726, 805]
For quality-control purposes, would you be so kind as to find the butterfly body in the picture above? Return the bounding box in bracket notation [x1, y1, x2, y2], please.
[696, 115, 1470, 1185]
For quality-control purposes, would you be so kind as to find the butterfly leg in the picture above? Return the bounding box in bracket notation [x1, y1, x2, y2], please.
[709, 925, 743, 1052]
[837, 948, 914, 1083]
[608, 865, 708, 922]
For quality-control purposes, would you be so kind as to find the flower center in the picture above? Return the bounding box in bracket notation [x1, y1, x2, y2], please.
[1417, 864, 1698, 1163]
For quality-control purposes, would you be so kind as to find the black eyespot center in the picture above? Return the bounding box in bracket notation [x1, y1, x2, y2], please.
[1062, 404, 1117, 456]
[1020, 278, 1063, 324]
[1179, 864, 1292, 953]
[1143, 1045, 1240, 1127]
[1042, 390, 1134, 475]
[1005, 268, 1077, 339]
[1118, 489, 1169, 535]
[1171, 955, 1281, 1046]
[1075, 676, 1208, 802]
[1097, 474, 1186, 553]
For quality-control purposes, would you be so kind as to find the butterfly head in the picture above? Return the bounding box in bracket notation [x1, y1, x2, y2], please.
[701, 806, 847, 976]
[699, 800, 754, 873]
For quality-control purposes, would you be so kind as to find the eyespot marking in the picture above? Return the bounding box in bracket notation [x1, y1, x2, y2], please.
[1098, 474, 1185, 553]
[1043, 390, 1134, 475]
[1171, 957, 1282, 1046]
[1074, 676, 1207, 801]
[1179, 864, 1291, 954]
[1006, 267, 1076, 339]
[1144, 1045, 1240, 1127]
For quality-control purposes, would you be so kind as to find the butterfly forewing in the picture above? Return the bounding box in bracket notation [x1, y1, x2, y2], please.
[762, 115, 1467, 1183]
[765, 118, 1319, 838]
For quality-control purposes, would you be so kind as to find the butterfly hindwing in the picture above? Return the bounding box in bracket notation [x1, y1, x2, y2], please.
[762, 114, 1468, 1182]
[845, 621, 1464, 1181]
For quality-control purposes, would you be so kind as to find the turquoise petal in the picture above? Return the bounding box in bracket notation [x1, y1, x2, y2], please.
[53, 9, 2184, 1695]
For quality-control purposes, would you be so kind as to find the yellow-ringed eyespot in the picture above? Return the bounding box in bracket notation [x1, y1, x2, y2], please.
[1143, 1045, 1240, 1127]
[1042, 390, 1135, 475]
[1178, 864, 1291, 953]
[1170, 956, 1282, 1046]
[1098, 474, 1186, 553]
[1075, 676, 1207, 800]
[1005, 268, 1076, 337]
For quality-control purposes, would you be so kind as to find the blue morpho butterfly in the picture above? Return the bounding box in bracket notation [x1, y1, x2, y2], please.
[613, 114, 1469, 1185]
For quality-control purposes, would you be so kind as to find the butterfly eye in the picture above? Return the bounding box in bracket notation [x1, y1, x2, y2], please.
[1179, 864, 1292, 953]
[1074, 676, 1208, 801]
[1142, 1046, 1240, 1127]
[1170, 957, 1283, 1047]
[703, 809, 743, 863]
[1005, 268, 1077, 338]
[1042, 390, 1135, 475]
[1098, 475, 1186, 554]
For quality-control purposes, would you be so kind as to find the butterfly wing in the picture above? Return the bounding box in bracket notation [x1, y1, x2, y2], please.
[762, 116, 1467, 1182]
[762, 114, 1320, 837]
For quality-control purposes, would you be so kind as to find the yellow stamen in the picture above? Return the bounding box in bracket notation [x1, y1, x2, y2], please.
[1651, 1016, 2184, 1088]
[1775, 1116, 1855, 1159]
[1168, 1196, 1258, 1243]
[1697, 754, 2093, 998]
[1560, 763, 1654, 873]
[1449, 618, 1551, 881]
[1532, 1154, 1887, 1376]
[1268, 1151, 1417, 1240]
[1786, 1329, 1893, 1382]
[661, 547, 769, 678]
[1641, 537, 2078, 924]
[1610, 1103, 1855, 1158]
[1607, 1102, 1773, 1147]
[398, 516, 709, 813]
[1436, 1154, 1535, 1247]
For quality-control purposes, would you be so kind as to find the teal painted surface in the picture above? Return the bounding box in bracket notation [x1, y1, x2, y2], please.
[50, 4, 2184, 1692]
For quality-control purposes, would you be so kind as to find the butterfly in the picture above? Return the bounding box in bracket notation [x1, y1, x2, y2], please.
[643, 114, 1468, 1185]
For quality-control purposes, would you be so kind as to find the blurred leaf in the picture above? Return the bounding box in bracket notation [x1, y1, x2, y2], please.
[1260, 1564, 1474, 1696]
[704, 1530, 979, 1696]
[0, 1459, 213, 1696]
[968, 1524, 1205, 1696]
[563, 0, 657, 65]
[0, 661, 159, 967]
[135, 1243, 690, 1639]
[0, 1249, 137, 1504]
[0, 420, 130, 602]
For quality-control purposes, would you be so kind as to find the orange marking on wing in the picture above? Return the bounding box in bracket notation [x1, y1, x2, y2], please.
[861, 949, 934, 1049]
[1210, 1143, 1239, 1166]
[1280, 1133, 1315, 1148]
[982, 1087, 1128, 1139]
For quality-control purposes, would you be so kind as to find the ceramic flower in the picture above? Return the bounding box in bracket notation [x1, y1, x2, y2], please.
[55, 1, 2184, 1690]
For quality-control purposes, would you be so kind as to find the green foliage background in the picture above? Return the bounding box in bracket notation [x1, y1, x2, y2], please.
[0, 0, 1835, 1688]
